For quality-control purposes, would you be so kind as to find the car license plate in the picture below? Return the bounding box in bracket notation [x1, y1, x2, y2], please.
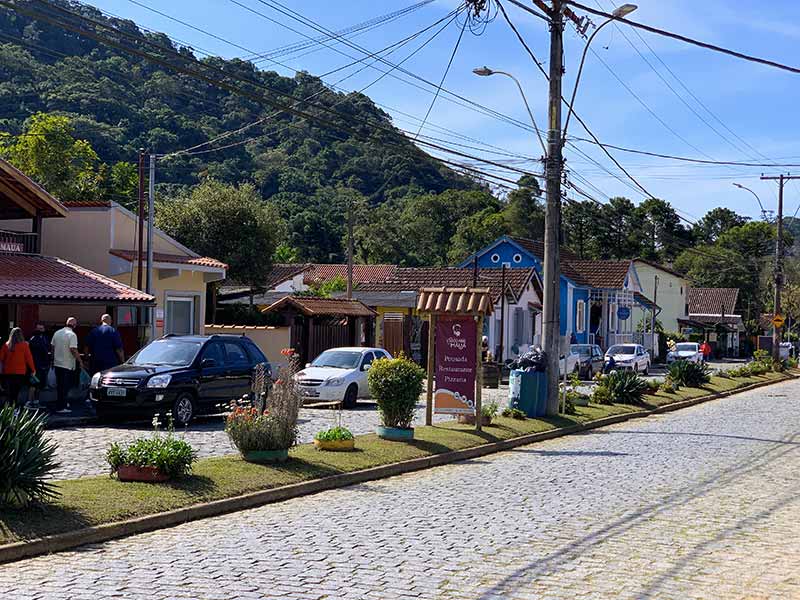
[106, 387, 127, 397]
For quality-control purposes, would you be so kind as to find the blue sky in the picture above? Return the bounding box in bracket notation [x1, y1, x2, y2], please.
[90, 0, 800, 223]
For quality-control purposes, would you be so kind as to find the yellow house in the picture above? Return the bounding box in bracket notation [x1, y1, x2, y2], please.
[9, 199, 226, 338]
[632, 259, 689, 332]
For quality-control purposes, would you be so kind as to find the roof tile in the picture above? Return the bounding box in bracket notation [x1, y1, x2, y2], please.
[688, 288, 739, 315]
[110, 249, 227, 270]
[261, 295, 375, 317]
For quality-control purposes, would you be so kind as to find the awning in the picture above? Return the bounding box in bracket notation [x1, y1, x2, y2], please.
[110, 249, 227, 271]
[678, 317, 739, 333]
[633, 291, 660, 312]
[416, 287, 494, 316]
[0, 253, 154, 304]
[261, 295, 376, 317]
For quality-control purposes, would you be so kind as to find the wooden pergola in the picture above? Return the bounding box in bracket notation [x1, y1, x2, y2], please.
[416, 287, 494, 431]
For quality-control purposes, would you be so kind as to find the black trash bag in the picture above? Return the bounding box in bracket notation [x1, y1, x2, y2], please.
[509, 348, 547, 372]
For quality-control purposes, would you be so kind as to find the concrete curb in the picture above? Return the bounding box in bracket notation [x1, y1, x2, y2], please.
[1, 373, 794, 565]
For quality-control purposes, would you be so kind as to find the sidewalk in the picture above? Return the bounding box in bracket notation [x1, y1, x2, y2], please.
[28, 387, 97, 429]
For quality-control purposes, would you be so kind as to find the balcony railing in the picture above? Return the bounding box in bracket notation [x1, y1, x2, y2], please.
[0, 229, 38, 253]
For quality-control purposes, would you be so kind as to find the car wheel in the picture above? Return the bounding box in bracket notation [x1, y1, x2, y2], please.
[643, 362, 649, 376]
[585, 365, 593, 380]
[172, 392, 195, 426]
[342, 384, 358, 409]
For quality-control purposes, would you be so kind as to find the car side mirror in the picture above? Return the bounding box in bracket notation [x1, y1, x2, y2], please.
[201, 358, 216, 369]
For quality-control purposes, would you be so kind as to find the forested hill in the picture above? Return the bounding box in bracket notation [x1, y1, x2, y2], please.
[0, 0, 476, 203]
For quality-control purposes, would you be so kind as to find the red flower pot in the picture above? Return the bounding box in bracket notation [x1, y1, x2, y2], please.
[116, 465, 169, 483]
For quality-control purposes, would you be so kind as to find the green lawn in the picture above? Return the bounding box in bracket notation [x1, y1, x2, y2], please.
[642, 372, 786, 408]
[0, 370, 790, 547]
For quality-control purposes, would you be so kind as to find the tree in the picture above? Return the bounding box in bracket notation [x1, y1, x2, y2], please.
[562, 200, 600, 259]
[693, 207, 749, 243]
[0, 112, 102, 201]
[503, 175, 544, 240]
[593, 197, 643, 259]
[156, 180, 283, 288]
[635, 198, 691, 261]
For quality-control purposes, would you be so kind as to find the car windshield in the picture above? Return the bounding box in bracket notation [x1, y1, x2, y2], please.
[572, 345, 592, 357]
[676, 343, 698, 352]
[311, 350, 362, 369]
[129, 339, 202, 366]
[608, 345, 637, 355]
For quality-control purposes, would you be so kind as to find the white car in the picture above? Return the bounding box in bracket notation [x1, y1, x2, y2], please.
[560, 348, 580, 377]
[294, 347, 392, 408]
[605, 343, 650, 375]
[667, 342, 702, 364]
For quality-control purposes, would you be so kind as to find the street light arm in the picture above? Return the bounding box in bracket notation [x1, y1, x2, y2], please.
[491, 70, 548, 157]
[562, 18, 613, 140]
[733, 182, 767, 215]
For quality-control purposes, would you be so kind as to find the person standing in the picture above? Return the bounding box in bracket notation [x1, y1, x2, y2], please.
[27, 323, 50, 409]
[86, 314, 124, 375]
[51, 317, 83, 413]
[0, 328, 36, 407]
[700, 340, 712, 363]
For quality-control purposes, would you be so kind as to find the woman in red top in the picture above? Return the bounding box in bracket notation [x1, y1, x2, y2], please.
[0, 327, 36, 407]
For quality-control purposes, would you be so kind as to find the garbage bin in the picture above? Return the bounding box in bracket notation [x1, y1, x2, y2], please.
[508, 369, 547, 417]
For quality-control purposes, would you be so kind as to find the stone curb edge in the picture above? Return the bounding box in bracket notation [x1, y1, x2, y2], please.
[1, 373, 794, 565]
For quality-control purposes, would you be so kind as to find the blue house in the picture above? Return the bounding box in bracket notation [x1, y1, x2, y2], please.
[459, 236, 657, 352]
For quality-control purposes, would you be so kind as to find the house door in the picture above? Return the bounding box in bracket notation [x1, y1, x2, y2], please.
[383, 313, 404, 357]
[166, 297, 194, 335]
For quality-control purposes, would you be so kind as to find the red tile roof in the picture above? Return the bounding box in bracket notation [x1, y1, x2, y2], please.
[305, 263, 397, 285]
[565, 260, 633, 289]
[261, 295, 376, 317]
[416, 287, 494, 315]
[688, 288, 739, 316]
[509, 237, 579, 261]
[110, 249, 227, 270]
[0, 253, 154, 303]
[61, 200, 112, 208]
[0, 158, 69, 219]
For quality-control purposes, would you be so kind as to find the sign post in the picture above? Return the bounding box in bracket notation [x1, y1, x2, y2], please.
[772, 314, 785, 330]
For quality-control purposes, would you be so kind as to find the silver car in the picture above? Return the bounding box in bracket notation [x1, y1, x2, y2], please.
[605, 343, 650, 375]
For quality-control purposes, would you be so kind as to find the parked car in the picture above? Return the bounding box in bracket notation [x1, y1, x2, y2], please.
[559, 348, 580, 377]
[294, 347, 392, 408]
[90, 334, 271, 425]
[571, 344, 604, 379]
[605, 344, 650, 375]
[667, 342, 702, 364]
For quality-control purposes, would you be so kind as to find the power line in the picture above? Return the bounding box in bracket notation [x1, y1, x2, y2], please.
[565, 1, 800, 76]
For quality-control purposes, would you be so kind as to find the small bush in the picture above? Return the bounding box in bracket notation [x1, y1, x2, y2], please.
[753, 349, 771, 367]
[591, 382, 614, 405]
[603, 370, 648, 405]
[481, 401, 499, 419]
[645, 379, 661, 394]
[786, 356, 798, 369]
[314, 426, 354, 442]
[668, 360, 711, 388]
[0, 406, 60, 507]
[106, 415, 197, 479]
[368, 356, 425, 429]
[501, 407, 526, 420]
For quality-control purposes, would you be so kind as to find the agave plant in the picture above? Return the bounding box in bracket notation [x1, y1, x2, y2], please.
[603, 370, 648, 405]
[0, 406, 60, 507]
[668, 360, 711, 388]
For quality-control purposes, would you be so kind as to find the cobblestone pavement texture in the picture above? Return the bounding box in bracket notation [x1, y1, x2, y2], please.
[47, 386, 510, 480]
[8, 380, 800, 599]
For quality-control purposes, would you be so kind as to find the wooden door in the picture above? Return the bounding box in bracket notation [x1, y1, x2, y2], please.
[383, 313, 405, 358]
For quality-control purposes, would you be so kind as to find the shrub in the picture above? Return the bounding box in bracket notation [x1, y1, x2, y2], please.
[501, 407, 526, 420]
[645, 379, 661, 394]
[603, 370, 648, 405]
[668, 360, 711, 388]
[481, 401, 499, 419]
[314, 426, 354, 442]
[106, 415, 197, 479]
[753, 349, 771, 367]
[368, 356, 425, 429]
[0, 406, 59, 507]
[787, 356, 798, 369]
[591, 382, 614, 405]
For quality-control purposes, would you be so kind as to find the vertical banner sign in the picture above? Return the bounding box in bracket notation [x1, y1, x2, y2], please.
[434, 316, 477, 415]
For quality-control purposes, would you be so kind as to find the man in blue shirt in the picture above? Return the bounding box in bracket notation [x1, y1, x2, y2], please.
[87, 314, 124, 375]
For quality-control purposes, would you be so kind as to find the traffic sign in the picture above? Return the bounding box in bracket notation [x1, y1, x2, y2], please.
[772, 314, 785, 329]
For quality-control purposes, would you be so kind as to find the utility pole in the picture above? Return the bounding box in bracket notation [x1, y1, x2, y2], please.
[761, 173, 800, 360]
[542, 0, 564, 416]
[346, 195, 354, 300]
[137, 149, 145, 291]
[148, 153, 156, 341]
[651, 274, 659, 355]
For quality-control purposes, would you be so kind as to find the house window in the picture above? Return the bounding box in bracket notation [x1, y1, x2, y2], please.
[576, 300, 586, 333]
[166, 296, 195, 335]
[513, 253, 522, 264]
[491, 253, 500, 263]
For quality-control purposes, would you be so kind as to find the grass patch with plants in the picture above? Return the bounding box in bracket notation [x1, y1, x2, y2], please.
[0, 368, 792, 549]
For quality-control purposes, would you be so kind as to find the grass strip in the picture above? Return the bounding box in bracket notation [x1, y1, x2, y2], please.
[0, 371, 790, 547]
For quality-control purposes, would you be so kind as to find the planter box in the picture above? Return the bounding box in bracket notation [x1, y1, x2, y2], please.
[116, 465, 169, 483]
[313, 438, 355, 452]
[376, 426, 414, 441]
[243, 449, 289, 464]
[458, 414, 493, 426]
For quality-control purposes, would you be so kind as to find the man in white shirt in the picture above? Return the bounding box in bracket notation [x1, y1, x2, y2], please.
[51, 317, 84, 413]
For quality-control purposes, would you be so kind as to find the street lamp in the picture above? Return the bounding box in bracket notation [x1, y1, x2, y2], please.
[733, 182, 772, 221]
[562, 3, 638, 138]
[472, 66, 547, 156]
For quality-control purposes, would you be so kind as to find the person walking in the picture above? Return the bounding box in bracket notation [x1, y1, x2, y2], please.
[86, 314, 124, 376]
[0, 328, 36, 408]
[700, 340, 712, 363]
[27, 322, 50, 409]
[51, 317, 83, 413]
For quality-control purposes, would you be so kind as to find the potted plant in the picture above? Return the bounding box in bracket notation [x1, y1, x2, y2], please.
[0, 405, 59, 507]
[106, 414, 197, 482]
[368, 355, 425, 441]
[458, 401, 499, 426]
[314, 426, 355, 451]
[225, 358, 303, 463]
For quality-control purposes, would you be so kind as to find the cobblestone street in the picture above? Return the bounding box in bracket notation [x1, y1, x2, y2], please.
[7, 380, 800, 599]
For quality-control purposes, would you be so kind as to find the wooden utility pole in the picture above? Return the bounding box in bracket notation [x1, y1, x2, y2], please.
[761, 174, 800, 360]
[137, 148, 145, 291]
[346, 195, 354, 300]
[651, 275, 659, 355]
[543, 0, 564, 415]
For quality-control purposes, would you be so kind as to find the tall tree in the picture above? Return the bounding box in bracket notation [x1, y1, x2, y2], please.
[693, 207, 749, 243]
[635, 198, 690, 261]
[503, 175, 544, 240]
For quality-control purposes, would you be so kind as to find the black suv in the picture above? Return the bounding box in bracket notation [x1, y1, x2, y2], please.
[90, 334, 271, 425]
